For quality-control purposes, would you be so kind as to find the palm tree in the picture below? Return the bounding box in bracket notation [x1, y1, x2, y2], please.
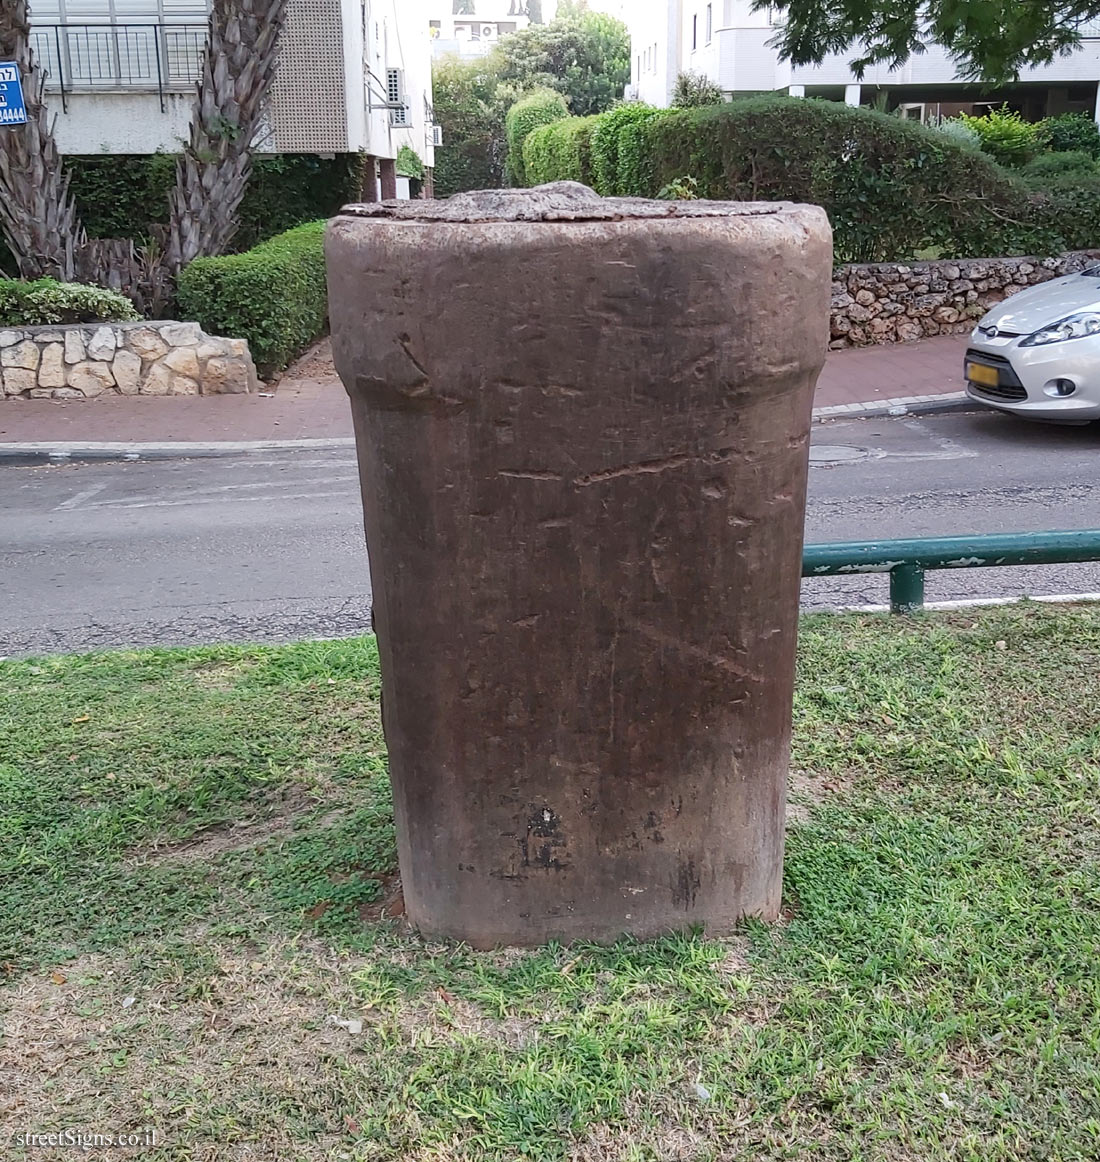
[164, 0, 289, 276]
[0, 0, 84, 280]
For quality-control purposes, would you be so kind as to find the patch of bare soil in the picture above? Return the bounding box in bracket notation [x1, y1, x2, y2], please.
[786, 768, 853, 826]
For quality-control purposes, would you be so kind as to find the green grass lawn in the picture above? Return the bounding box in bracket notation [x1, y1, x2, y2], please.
[2, 607, 1100, 1161]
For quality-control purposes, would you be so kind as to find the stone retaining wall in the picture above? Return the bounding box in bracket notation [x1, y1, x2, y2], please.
[0, 321, 260, 399]
[831, 250, 1100, 349]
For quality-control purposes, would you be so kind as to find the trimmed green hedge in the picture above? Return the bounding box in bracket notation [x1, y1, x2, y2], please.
[0, 278, 139, 326]
[505, 89, 570, 185]
[590, 103, 660, 195]
[176, 221, 326, 377]
[63, 153, 364, 251]
[524, 96, 1062, 262]
[523, 115, 600, 186]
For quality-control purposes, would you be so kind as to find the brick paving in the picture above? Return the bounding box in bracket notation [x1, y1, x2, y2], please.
[0, 335, 970, 446]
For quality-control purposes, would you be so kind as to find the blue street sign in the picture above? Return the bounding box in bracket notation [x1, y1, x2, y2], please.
[0, 63, 28, 127]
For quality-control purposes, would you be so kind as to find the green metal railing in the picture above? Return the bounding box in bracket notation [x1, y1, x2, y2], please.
[802, 529, 1100, 614]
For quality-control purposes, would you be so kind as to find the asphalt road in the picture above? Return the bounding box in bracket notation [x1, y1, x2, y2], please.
[2, 408, 1099, 656]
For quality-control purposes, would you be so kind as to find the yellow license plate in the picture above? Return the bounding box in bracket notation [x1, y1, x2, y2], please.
[967, 361, 1000, 388]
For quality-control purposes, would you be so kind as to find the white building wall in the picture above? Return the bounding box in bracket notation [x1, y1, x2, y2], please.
[27, 0, 437, 175]
[632, 0, 1100, 111]
[626, 0, 681, 106]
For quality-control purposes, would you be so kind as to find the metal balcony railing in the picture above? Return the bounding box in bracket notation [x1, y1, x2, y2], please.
[30, 23, 208, 113]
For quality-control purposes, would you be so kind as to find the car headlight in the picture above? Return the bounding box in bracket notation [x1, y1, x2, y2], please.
[1020, 312, 1100, 346]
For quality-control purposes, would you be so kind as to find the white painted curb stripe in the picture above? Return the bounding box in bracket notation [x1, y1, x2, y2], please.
[827, 592, 1100, 614]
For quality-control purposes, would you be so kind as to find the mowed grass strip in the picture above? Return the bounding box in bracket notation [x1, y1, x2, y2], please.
[2, 606, 1099, 1161]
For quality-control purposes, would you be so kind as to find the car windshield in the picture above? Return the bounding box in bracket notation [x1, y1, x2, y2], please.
[1082, 265, 1100, 277]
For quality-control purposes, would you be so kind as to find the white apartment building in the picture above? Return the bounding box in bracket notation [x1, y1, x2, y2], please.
[29, 0, 437, 197]
[628, 1, 1100, 123]
[428, 0, 535, 59]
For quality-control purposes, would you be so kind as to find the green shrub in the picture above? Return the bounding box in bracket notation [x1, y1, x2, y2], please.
[396, 145, 425, 180]
[0, 278, 139, 326]
[1039, 112, 1100, 159]
[505, 89, 569, 185]
[60, 153, 364, 251]
[176, 221, 326, 377]
[535, 97, 1062, 262]
[671, 71, 725, 109]
[1022, 150, 1100, 185]
[590, 102, 660, 195]
[934, 118, 982, 151]
[1029, 175, 1100, 251]
[958, 106, 1041, 167]
[522, 114, 599, 185]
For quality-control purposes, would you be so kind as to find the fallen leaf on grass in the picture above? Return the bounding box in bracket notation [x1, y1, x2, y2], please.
[50, 971, 67, 985]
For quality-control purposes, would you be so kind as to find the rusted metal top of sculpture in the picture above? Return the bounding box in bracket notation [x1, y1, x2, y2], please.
[339, 181, 793, 223]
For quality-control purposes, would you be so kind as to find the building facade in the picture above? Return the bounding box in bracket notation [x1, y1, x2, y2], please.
[28, 0, 437, 197]
[628, 1, 1100, 122]
[428, 0, 534, 59]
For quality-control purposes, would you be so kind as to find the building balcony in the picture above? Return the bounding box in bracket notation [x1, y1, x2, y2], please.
[31, 22, 207, 112]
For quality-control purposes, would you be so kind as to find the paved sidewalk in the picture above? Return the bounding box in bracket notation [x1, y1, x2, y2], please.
[0, 334, 971, 449]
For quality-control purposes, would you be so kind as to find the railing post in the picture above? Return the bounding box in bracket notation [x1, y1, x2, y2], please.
[53, 25, 68, 112]
[153, 24, 166, 114]
[889, 564, 926, 614]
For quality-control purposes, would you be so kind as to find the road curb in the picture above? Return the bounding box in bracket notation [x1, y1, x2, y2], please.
[0, 437, 358, 466]
[812, 391, 975, 423]
[0, 396, 976, 465]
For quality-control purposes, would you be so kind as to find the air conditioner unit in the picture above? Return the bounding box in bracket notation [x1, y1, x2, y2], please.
[481, 24, 497, 39]
[432, 124, 444, 147]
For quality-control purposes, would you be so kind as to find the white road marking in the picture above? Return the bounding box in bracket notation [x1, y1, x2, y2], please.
[89, 490, 351, 511]
[53, 480, 110, 511]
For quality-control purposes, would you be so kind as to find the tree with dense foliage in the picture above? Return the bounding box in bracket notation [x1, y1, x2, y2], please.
[493, 8, 630, 116]
[527, 0, 544, 23]
[761, 0, 1100, 82]
[671, 71, 726, 108]
[453, 0, 476, 14]
[431, 56, 520, 196]
[432, 5, 628, 193]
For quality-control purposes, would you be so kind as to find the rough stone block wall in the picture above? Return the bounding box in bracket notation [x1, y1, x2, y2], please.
[831, 250, 1100, 349]
[0, 322, 260, 399]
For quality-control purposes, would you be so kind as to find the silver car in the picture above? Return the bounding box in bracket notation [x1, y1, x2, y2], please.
[965, 267, 1100, 423]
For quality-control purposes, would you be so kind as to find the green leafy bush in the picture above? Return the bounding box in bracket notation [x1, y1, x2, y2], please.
[958, 106, 1041, 167]
[61, 154, 364, 251]
[522, 114, 599, 185]
[396, 145, 425, 180]
[176, 221, 326, 377]
[589, 102, 660, 195]
[505, 88, 570, 185]
[934, 118, 982, 150]
[431, 55, 518, 197]
[0, 278, 139, 326]
[1039, 112, 1100, 159]
[1022, 150, 1100, 185]
[644, 99, 1052, 261]
[1029, 175, 1100, 251]
[671, 71, 725, 109]
[524, 97, 1059, 262]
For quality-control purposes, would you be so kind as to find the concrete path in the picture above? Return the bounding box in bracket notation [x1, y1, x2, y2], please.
[3, 406, 1098, 657]
[0, 335, 972, 452]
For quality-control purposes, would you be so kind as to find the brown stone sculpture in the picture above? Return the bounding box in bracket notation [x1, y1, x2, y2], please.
[326, 182, 832, 946]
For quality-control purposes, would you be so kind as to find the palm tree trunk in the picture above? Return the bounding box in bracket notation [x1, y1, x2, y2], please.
[164, 0, 288, 275]
[0, 0, 84, 280]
